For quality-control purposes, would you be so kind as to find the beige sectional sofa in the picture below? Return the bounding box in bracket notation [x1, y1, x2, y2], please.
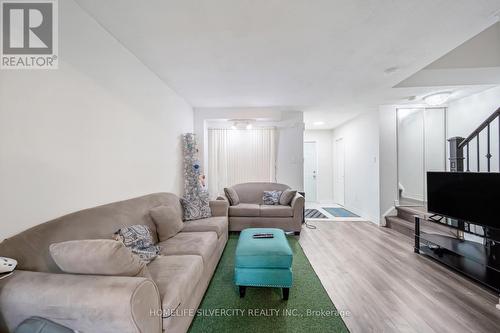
[0, 193, 228, 333]
[223, 182, 304, 234]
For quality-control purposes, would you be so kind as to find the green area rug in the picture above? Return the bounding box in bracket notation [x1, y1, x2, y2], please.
[188, 234, 349, 333]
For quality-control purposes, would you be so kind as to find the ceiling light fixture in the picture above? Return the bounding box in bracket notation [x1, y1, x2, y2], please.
[228, 119, 255, 130]
[423, 92, 452, 106]
[313, 121, 325, 126]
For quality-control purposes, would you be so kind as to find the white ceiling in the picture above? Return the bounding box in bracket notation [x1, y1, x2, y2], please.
[74, 0, 500, 129]
[395, 22, 500, 89]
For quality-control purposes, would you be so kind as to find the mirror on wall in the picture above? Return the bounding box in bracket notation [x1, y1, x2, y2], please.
[397, 108, 446, 206]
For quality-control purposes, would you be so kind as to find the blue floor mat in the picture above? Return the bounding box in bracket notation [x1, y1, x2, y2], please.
[322, 207, 359, 217]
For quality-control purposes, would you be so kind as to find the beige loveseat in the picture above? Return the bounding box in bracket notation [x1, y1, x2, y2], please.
[0, 193, 228, 333]
[223, 182, 304, 234]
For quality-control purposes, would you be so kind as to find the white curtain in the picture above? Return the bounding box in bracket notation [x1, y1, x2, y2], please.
[208, 128, 276, 198]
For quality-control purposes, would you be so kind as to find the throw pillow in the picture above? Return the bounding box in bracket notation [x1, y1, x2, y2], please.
[263, 190, 283, 205]
[114, 225, 160, 263]
[150, 205, 184, 241]
[279, 189, 297, 206]
[181, 196, 212, 221]
[49, 239, 148, 277]
[224, 187, 240, 206]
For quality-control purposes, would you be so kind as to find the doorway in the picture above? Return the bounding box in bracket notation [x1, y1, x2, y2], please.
[304, 141, 318, 202]
[334, 138, 345, 206]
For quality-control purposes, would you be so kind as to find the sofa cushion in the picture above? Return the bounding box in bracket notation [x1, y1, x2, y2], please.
[114, 225, 160, 263]
[49, 239, 147, 276]
[114, 225, 156, 249]
[147, 255, 203, 312]
[180, 196, 212, 221]
[158, 232, 217, 263]
[150, 205, 184, 241]
[260, 205, 294, 217]
[262, 190, 282, 205]
[231, 182, 290, 204]
[279, 189, 297, 206]
[224, 187, 240, 206]
[14, 317, 75, 333]
[0, 193, 181, 274]
[181, 216, 228, 238]
[229, 203, 260, 217]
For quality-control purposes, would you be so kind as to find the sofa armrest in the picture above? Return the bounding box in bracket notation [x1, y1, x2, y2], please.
[210, 199, 229, 217]
[0, 270, 161, 333]
[291, 193, 305, 229]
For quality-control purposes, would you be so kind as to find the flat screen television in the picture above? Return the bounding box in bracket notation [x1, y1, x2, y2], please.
[427, 172, 500, 228]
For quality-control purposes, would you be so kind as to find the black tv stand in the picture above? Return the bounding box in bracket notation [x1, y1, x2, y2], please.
[414, 215, 500, 296]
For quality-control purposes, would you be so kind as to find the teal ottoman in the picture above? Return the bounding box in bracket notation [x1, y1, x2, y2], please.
[234, 228, 293, 300]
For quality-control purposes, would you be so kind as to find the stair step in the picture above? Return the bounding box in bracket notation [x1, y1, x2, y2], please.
[396, 205, 427, 214]
[385, 215, 458, 239]
[386, 216, 414, 238]
[396, 206, 430, 223]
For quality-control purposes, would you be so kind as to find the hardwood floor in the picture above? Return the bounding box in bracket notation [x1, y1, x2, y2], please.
[299, 221, 500, 333]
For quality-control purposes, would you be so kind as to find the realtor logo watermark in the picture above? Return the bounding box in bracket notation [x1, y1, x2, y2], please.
[1, 0, 58, 69]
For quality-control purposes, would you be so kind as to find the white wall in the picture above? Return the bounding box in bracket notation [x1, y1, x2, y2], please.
[0, 0, 193, 240]
[276, 112, 304, 191]
[332, 112, 380, 224]
[447, 86, 500, 172]
[379, 105, 398, 225]
[304, 130, 333, 202]
[194, 108, 304, 193]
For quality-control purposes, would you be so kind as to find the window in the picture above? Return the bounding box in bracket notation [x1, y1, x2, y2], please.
[207, 128, 276, 197]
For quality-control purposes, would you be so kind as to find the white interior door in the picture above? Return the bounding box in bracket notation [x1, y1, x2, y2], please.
[334, 138, 345, 206]
[397, 109, 425, 204]
[304, 141, 318, 202]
